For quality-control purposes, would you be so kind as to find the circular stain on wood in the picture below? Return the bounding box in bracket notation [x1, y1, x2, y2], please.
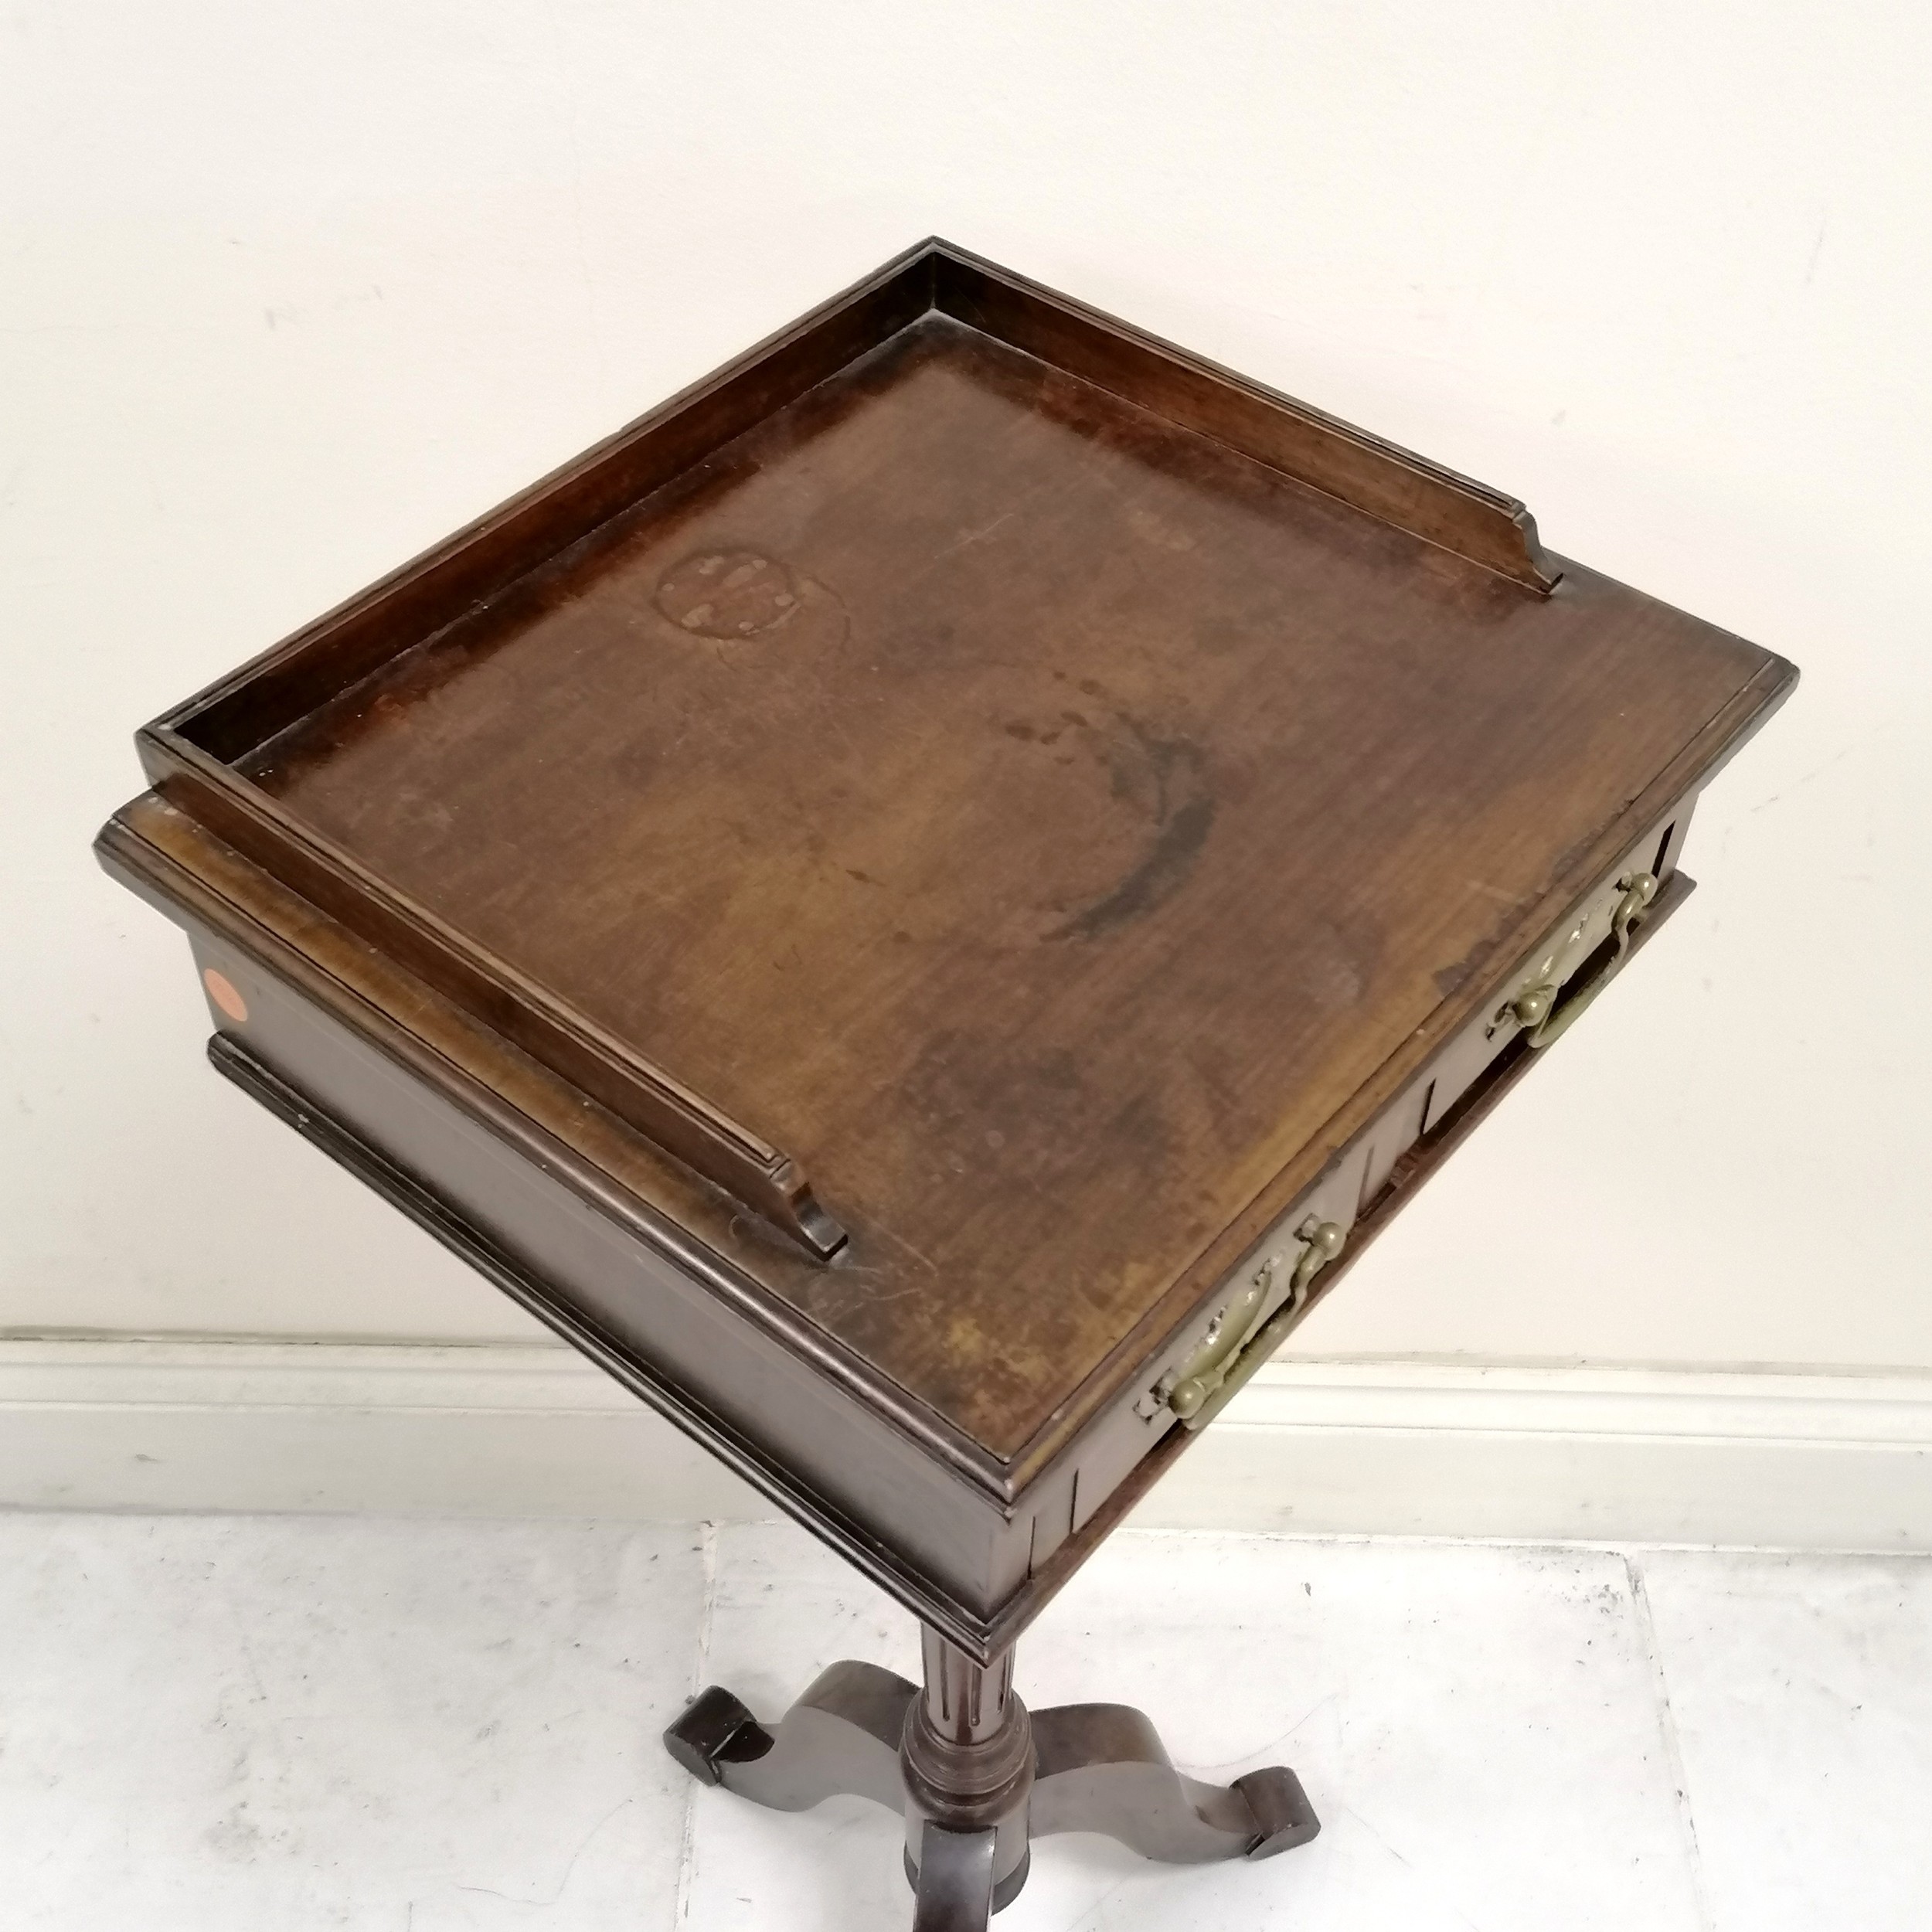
[655, 550, 801, 639]
[801, 665, 1216, 951]
[202, 967, 248, 1023]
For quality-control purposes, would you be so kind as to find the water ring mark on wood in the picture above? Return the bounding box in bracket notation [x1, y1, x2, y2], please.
[1046, 723, 1214, 942]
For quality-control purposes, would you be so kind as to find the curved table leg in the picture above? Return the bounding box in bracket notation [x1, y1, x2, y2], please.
[910, 1820, 997, 1932]
[664, 1660, 917, 1814]
[1029, 1702, 1319, 1863]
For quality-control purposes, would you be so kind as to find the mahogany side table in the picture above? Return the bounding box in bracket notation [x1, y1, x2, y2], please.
[97, 240, 1794, 1927]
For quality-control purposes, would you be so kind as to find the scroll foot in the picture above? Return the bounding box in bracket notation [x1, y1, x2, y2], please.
[1029, 1702, 1318, 1863]
[663, 1660, 917, 1815]
[910, 1821, 997, 1932]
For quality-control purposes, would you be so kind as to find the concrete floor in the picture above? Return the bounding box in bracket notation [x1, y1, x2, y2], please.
[2, 1513, 1925, 1930]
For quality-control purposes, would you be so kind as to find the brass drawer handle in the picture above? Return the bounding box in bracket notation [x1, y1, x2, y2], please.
[1505, 871, 1657, 1050]
[1162, 1217, 1347, 1427]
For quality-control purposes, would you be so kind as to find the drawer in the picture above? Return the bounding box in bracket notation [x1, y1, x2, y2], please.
[1047, 794, 1700, 1548]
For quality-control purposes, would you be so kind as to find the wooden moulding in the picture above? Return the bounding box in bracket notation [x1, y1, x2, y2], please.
[130, 237, 1561, 1260]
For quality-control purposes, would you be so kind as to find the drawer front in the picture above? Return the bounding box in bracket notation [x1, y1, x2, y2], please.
[1034, 794, 1699, 1554]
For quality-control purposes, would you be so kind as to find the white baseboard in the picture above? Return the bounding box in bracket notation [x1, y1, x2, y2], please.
[2, 1339, 1927, 1550]
[1168, 1358, 1932, 1550]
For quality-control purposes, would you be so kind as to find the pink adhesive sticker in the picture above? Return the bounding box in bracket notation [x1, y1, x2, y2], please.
[202, 967, 248, 1024]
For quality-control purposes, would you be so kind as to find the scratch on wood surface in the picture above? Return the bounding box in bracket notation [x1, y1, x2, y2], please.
[934, 511, 1015, 560]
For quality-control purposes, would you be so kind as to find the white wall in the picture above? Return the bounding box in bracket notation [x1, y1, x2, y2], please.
[4, 2, 1927, 1370]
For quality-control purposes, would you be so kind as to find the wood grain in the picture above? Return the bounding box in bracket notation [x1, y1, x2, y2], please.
[111, 243, 1796, 1468]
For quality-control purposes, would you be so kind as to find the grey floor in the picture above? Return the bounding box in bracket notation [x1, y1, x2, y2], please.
[2, 1513, 1926, 1930]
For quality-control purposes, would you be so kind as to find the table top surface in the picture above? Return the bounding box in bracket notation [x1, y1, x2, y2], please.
[213, 299, 1787, 1461]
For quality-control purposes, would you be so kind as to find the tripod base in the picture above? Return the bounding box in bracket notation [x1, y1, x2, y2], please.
[665, 1635, 1318, 1928]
